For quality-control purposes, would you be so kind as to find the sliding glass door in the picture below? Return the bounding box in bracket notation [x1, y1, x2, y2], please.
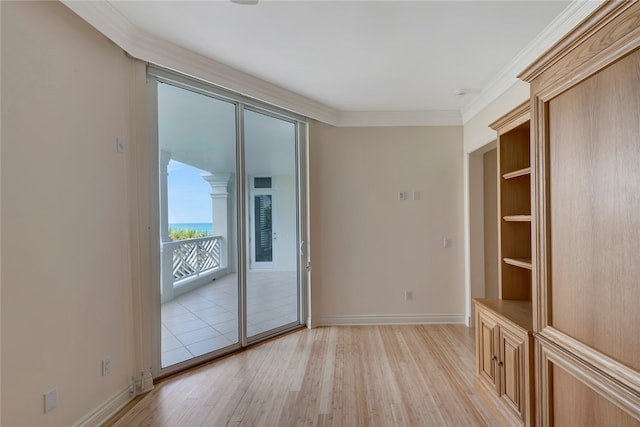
[149, 69, 306, 376]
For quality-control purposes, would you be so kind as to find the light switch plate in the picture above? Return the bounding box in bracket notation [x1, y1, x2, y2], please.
[44, 387, 57, 413]
[116, 137, 125, 153]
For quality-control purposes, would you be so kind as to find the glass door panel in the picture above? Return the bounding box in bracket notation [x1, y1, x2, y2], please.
[157, 82, 239, 368]
[244, 109, 299, 340]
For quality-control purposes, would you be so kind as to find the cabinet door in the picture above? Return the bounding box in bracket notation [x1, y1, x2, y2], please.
[498, 325, 525, 418]
[477, 310, 499, 391]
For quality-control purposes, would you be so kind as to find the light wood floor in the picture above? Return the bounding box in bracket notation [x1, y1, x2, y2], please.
[112, 325, 512, 426]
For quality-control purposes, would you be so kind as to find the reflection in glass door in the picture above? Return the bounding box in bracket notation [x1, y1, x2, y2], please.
[244, 109, 299, 340]
[251, 191, 274, 268]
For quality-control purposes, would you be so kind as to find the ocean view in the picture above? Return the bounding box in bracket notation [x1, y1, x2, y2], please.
[169, 222, 213, 234]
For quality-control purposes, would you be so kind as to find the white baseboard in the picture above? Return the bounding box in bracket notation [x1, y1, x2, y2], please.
[73, 385, 132, 427]
[313, 314, 465, 327]
[74, 372, 154, 427]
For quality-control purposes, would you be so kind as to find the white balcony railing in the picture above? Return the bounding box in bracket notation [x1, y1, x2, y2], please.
[161, 235, 223, 302]
[169, 235, 221, 281]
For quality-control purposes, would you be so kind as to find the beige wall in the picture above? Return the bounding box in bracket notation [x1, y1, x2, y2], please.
[309, 122, 464, 322]
[1, 2, 146, 425]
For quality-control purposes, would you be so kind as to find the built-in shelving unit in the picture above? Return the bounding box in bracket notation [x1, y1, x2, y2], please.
[493, 102, 532, 302]
[474, 101, 534, 426]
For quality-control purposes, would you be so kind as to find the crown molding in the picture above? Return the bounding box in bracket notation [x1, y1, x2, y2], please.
[131, 31, 341, 125]
[461, 0, 605, 124]
[338, 110, 461, 127]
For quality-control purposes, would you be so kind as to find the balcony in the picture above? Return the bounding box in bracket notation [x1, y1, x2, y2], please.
[160, 234, 298, 367]
[161, 235, 226, 303]
[161, 271, 298, 367]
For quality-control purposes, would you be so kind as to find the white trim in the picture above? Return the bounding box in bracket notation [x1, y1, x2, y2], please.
[315, 314, 465, 326]
[73, 385, 132, 427]
[73, 371, 154, 426]
[463, 153, 472, 328]
[461, 0, 604, 124]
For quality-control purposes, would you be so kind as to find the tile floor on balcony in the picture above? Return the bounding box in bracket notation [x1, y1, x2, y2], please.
[161, 271, 298, 367]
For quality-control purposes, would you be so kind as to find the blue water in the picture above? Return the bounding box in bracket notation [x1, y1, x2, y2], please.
[169, 222, 213, 234]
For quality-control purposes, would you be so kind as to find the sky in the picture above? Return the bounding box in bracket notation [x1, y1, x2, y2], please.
[167, 159, 212, 224]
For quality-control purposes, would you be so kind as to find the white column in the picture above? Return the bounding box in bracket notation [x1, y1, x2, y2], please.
[202, 173, 232, 269]
[159, 150, 172, 244]
[159, 150, 174, 302]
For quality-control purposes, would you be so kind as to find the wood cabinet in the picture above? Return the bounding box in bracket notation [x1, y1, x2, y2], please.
[518, 2, 640, 425]
[475, 299, 534, 426]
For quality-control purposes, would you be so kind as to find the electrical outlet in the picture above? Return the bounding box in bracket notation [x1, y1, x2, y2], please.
[404, 290, 412, 300]
[44, 387, 57, 413]
[102, 357, 112, 376]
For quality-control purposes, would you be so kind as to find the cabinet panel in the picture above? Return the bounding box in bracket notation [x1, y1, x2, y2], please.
[477, 310, 498, 390]
[552, 363, 640, 427]
[499, 326, 525, 417]
[548, 48, 640, 371]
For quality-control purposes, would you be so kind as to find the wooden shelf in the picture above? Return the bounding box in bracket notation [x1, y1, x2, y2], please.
[502, 167, 531, 180]
[503, 215, 531, 222]
[504, 258, 532, 270]
[474, 298, 533, 332]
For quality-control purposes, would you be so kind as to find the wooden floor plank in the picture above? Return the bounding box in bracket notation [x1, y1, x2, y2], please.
[111, 325, 511, 426]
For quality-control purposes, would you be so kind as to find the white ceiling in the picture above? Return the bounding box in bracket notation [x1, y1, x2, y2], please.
[107, 0, 574, 119]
